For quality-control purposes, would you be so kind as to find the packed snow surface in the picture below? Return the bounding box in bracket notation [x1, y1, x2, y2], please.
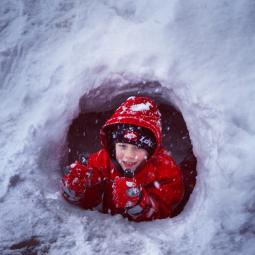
[131, 102, 152, 112]
[0, 0, 255, 254]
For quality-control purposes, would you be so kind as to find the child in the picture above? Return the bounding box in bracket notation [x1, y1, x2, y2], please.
[61, 96, 184, 221]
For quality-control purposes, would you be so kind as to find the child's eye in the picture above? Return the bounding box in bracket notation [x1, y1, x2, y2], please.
[118, 144, 127, 149]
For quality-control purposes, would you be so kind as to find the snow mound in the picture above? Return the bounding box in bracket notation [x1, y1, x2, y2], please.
[0, 0, 255, 254]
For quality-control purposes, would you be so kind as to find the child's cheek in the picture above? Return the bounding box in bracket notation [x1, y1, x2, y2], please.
[116, 150, 124, 162]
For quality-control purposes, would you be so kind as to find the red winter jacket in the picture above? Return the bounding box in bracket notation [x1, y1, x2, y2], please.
[62, 96, 184, 221]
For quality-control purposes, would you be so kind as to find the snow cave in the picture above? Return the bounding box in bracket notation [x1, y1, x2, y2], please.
[66, 81, 197, 215]
[1, 1, 254, 254]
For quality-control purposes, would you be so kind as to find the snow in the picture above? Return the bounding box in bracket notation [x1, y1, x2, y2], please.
[131, 102, 152, 112]
[0, 0, 255, 254]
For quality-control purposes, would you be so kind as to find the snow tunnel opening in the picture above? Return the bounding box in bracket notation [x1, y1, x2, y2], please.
[65, 81, 197, 215]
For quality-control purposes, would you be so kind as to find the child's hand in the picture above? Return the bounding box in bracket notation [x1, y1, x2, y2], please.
[112, 176, 141, 209]
[62, 161, 101, 201]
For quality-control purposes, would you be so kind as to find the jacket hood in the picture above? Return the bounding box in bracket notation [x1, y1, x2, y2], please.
[100, 96, 162, 156]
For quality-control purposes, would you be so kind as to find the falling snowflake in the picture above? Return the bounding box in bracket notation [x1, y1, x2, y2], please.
[154, 181, 160, 189]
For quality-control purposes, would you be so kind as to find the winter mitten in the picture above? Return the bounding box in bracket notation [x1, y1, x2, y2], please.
[126, 187, 156, 217]
[62, 161, 101, 202]
[112, 176, 141, 209]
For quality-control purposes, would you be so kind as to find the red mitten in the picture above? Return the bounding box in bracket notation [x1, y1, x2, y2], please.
[62, 161, 101, 202]
[112, 176, 141, 209]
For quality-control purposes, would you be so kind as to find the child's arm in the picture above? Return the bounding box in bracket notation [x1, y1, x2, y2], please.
[137, 171, 184, 220]
[61, 151, 105, 208]
[129, 170, 184, 221]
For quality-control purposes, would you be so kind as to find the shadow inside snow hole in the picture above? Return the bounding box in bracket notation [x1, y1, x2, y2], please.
[65, 81, 197, 216]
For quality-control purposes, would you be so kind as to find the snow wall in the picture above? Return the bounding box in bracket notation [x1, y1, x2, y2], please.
[0, 0, 255, 254]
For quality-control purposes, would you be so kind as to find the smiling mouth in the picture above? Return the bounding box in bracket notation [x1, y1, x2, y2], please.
[122, 161, 137, 168]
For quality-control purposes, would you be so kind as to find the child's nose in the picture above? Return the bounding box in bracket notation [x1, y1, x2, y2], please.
[125, 148, 135, 159]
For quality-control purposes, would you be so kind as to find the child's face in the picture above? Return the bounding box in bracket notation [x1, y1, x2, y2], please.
[115, 143, 149, 172]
